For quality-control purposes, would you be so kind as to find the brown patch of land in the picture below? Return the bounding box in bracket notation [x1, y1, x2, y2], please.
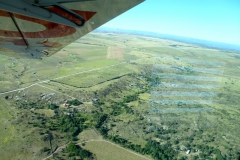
[106, 46, 124, 60]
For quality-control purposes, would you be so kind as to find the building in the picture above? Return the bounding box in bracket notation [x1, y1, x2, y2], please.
[63, 103, 70, 107]
[92, 98, 98, 102]
[186, 150, 190, 154]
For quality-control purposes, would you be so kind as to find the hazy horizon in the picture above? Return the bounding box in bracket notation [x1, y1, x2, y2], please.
[102, 0, 240, 46]
[98, 26, 240, 45]
[96, 27, 240, 51]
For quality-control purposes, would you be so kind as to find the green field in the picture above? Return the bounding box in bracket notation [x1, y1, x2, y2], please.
[0, 31, 240, 160]
[84, 140, 150, 160]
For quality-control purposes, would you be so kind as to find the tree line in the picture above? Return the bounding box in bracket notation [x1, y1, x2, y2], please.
[95, 113, 177, 160]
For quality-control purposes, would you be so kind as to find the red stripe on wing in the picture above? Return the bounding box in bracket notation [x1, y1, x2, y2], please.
[0, 9, 96, 38]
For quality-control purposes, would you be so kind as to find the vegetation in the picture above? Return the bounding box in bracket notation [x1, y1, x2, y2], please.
[95, 114, 108, 128]
[67, 99, 83, 106]
[123, 94, 139, 103]
[66, 142, 93, 159]
[145, 140, 176, 160]
[48, 104, 59, 110]
[1, 32, 240, 160]
[58, 114, 87, 136]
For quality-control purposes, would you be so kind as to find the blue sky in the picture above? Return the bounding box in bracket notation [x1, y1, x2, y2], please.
[102, 0, 240, 45]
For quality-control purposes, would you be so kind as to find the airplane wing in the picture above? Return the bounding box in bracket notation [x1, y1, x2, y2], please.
[0, 0, 144, 59]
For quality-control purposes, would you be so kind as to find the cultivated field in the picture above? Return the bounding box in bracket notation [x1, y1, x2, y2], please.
[84, 140, 150, 160]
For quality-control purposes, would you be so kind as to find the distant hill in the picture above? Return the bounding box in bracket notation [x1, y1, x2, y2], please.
[95, 27, 240, 52]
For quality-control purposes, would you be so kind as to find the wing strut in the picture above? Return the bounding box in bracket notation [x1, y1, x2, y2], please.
[0, 0, 93, 28]
[8, 12, 29, 47]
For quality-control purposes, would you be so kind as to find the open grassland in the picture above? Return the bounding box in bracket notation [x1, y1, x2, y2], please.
[0, 98, 54, 160]
[0, 97, 71, 160]
[77, 129, 102, 142]
[0, 98, 16, 149]
[0, 31, 240, 160]
[55, 63, 137, 88]
[84, 140, 150, 160]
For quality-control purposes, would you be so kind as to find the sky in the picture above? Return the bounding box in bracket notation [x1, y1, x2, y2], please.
[102, 0, 240, 45]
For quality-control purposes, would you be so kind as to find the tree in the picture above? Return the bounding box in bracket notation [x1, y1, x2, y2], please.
[199, 153, 205, 158]
[173, 140, 179, 144]
[42, 131, 54, 154]
[95, 114, 108, 128]
[40, 147, 50, 153]
[49, 104, 59, 110]
[78, 149, 92, 159]
[66, 142, 93, 159]
[67, 142, 77, 153]
[67, 99, 83, 106]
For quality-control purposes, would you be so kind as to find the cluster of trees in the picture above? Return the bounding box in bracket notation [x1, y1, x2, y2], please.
[48, 104, 59, 110]
[95, 114, 109, 138]
[123, 94, 138, 103]
[106, 134, 176, 160]
[124, 105, 134, 114]
[154, 129, 176, 140]
[94, 89, 147, 117]
[27, 102, 37, 107]
[118, 88, 148, 106]
[155, 135, 170, 141]
[112, 102, 134, 115]
[58, 114, 88, 136]
[144, 140, 176, 160]
[108, 135, 143, 153]
[25, 99, 95, 159]
[66, 142, 93, 159]
[67, 99, 83, 106]
[110, 105, 124, 116]
[196, 144, 224, 159]
[108, 94, 139, 116]
[154, 128, 177, 140]
[95, 114, 108, 128]
[98, 126, 109, 138]
[94, 113, 177, 160]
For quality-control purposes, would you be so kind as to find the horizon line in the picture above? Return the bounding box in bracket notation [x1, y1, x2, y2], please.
[95, 27, 240, 48]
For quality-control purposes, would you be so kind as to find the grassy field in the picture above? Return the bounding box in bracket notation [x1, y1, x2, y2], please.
[0, 98, 17, 149]
[0, 31, 240, 159]
[0, 98, 57, 160]
[84, 140, 150, 160]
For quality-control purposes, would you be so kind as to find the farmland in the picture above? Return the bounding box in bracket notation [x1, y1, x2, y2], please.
[0, 31, 240, 160]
